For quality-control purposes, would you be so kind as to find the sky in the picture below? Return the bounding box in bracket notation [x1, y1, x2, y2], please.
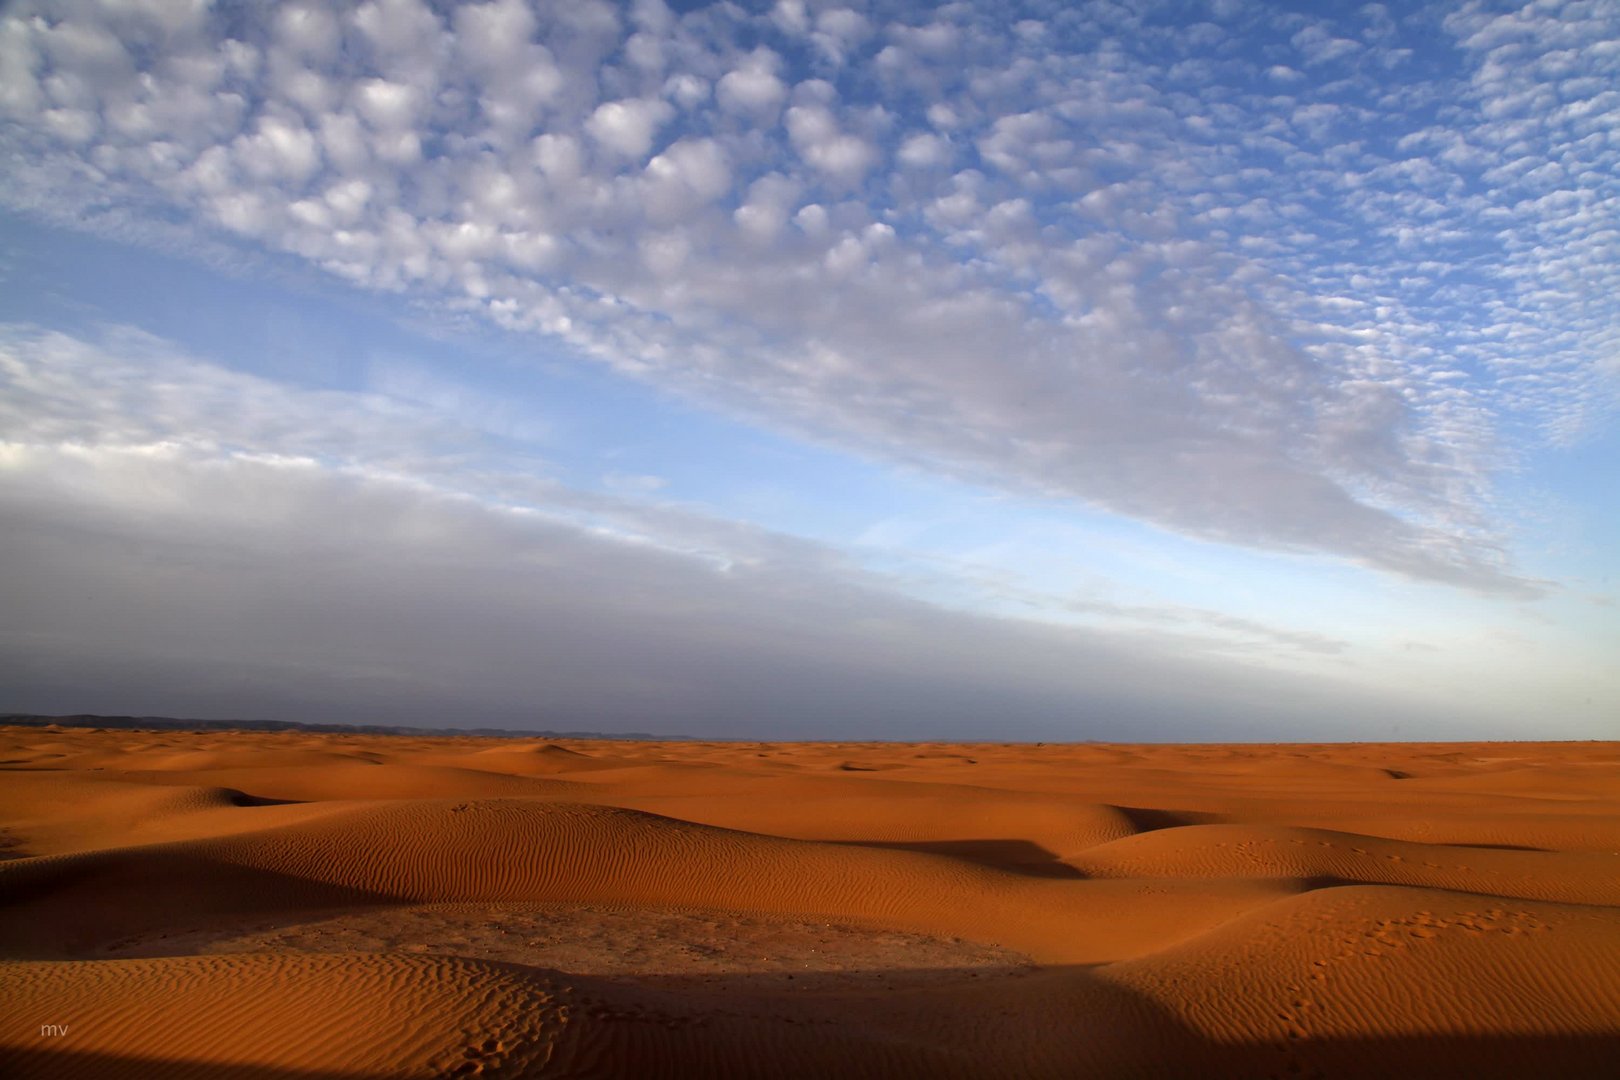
[0, 0, 1615, 741]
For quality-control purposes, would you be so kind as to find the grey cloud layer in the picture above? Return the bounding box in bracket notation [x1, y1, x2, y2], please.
[3, 0, 1613, 593]
[0, 434, 1450, 741]
[1, 322, 1446, 737]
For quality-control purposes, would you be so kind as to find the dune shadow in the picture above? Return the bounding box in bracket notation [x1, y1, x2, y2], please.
[1112, 805, 1220, 832]
[15, 1024, 1617, 1079]
[0, 1048, 359, 1080]
[1447, 841, 1549, 852]
[0, 829, 28, 861]
[558, 964, 1620, 1079]
[6, 958, 1618, 1078]
[832, 838, 1086, 879]
[224, 789, 302, 807]
[477, 961, 1620, 1078]
[0, 849, 391, 959]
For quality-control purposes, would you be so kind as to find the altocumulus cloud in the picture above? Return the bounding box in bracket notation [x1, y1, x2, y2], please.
[4, 0, 1615, 595]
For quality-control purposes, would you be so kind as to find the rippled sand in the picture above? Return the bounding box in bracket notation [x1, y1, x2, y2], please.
[3, 726, 1618, 1077]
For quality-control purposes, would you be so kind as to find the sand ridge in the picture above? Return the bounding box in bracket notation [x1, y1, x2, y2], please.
[2, 726, 1618, 1077]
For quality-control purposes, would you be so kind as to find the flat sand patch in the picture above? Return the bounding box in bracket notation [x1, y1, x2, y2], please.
[93, 901, 1036, 987]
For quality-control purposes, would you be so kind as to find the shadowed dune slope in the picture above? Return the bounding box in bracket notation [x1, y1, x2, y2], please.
[1069, 822, 1620, 905]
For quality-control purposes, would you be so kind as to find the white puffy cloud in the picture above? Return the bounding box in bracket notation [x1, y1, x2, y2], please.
[353, 78, 419, 130]
[455, 0, 535, 67]
[716, 48, 787, 116]
[810, 6, 872, 65]
[231, 112, 321, 185]
[640, 136, 731, 223]
[273, 3, 340, 60]
[585, 96, 674, 160]
[785, 103, 878, 185]
[733, 172, 799, 243]
[897, 131, 950, 169]
[770, 0, 809, 37]
[1291, 24, 1363, 67]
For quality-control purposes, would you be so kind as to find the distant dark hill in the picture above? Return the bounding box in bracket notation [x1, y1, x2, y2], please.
[0, 713, 684, 741]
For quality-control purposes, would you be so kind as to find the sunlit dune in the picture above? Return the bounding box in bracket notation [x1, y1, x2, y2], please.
[3, 725, 1618, 1077]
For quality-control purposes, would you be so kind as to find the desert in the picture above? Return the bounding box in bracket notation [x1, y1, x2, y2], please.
[4, 0, 1618, 1076]
[2, 723, 1617, 1078]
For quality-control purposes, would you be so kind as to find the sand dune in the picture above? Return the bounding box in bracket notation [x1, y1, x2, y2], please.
[1069, 822, 1620, 904]
[2, 728, 1617, 1077]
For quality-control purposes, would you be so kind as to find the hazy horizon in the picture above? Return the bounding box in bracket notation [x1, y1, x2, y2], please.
[2, 0, 1616, 741]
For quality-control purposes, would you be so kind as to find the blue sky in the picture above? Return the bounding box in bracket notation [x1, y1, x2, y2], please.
[0, 0, 1615, 739]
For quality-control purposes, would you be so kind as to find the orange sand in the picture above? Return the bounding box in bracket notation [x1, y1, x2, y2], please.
[2, 726, 1618, 1077]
